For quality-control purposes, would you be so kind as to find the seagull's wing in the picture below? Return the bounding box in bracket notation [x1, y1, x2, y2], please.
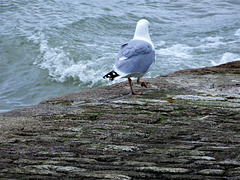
[114, 39, 155, 77]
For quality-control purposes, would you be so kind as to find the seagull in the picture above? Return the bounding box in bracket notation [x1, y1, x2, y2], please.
[103, 19, 155, 95]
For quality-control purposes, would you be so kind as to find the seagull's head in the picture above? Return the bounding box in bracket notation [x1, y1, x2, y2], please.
[137, 19, 150, 29]
[133, 19, 153, 46]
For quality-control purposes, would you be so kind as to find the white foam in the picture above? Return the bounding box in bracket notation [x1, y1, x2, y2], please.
[200, 36, 223, 43]
[198, 36, 225, 50]
[157, 44, 193, 59]
[28, 32, 109, 87]
[234, 29, 240, 37]
[155, 40, 166, 47]
[211, 52, 240, 66]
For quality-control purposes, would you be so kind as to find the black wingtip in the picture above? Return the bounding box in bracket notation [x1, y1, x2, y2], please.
[103, 70, 120, 81]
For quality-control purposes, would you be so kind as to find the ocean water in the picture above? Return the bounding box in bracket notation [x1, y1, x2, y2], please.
[1, 0, 240, 113]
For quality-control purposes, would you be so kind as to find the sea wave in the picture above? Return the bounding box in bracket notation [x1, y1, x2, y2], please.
[28, 31, 113, 87]
[234, 29, 240, 37]
[154, 32, 240, 73]
[157, 44, 193, 59]
[211, 52, 240, 66]
[156, 36, 227, 59]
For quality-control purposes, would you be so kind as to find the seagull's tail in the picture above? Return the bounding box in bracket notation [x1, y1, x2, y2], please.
[103, 70, 120, 81]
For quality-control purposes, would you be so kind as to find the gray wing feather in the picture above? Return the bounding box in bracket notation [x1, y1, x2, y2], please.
[114, 40, 155, 76]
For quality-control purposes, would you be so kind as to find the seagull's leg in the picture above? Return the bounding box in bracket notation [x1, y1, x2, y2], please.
[137, 78, 148, 88]
[128, 78, 142, 95]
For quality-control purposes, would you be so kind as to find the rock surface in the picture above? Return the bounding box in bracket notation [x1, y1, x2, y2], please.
[0, 61, 240, 179]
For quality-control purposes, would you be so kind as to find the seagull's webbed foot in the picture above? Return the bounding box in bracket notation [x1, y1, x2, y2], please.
[128, 78, 142, 95]
[137, 78, 148, 88]
[141, 82, 147, 88]
[132, 91, 142, 95]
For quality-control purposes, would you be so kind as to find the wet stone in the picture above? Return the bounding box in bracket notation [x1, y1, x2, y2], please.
[188, 156, 216, 161]
[104, 145, 139, 152]
[228, 167, 240, 176]
[137, 167, 189, 174]
[218, 160, 240, 166]
[198, 169, 225, 176]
